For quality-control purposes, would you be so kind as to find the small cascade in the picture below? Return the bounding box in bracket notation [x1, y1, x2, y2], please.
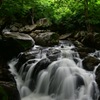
[9, 41, 100, 100]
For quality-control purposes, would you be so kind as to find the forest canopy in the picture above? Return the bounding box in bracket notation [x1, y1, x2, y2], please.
[0, 0, 100, 32]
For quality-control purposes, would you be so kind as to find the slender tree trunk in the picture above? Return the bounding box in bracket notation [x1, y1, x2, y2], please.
[31, 8, 34, 25]
[84, 0, 91, 32]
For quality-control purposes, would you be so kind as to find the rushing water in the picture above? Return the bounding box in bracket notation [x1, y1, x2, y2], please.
[9, 41, 99, 100]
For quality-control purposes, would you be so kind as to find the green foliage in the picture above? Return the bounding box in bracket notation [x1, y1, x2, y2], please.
[0, 0, 100, 32]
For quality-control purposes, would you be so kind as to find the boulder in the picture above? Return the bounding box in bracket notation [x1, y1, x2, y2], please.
[19, 24, 37, 33]
[0, 32, 35, 60]
[59, 33, 72, 40]
[10, 23, 23, 32]
[95, 65, 100, 90]
[82, 33, 95, 48]
[0, 81, 20, 100]
[30, 32, 59, 46]
[15, 48, 41, 71]
[73, 31, 87, 41]
[82, 56, 100, 71]
[46, 48, 61, 61]
[36, 18, 52, 29]
[76, 46, 95, 59]
[0, 60, 20, 100]
[95, 33, 100, 50]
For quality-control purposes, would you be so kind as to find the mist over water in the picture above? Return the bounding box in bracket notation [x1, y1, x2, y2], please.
[9, 41, 100, 100]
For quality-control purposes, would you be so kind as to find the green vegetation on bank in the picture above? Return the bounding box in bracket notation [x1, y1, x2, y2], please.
[0, 0, 100, 32]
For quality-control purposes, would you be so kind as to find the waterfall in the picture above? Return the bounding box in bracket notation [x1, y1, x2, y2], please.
[9, 41, 99, 100]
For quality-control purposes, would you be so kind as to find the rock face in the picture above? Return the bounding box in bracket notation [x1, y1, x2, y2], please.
[82, 56, 100, 71]
[30, 31, 59, 46]
[0, 32, 35, 60]
[95, 65, 100, 90]
[71, 31, 100, 50]
[0, 61, 20, 100]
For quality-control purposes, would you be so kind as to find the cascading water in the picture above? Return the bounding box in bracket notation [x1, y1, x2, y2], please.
[9, 41, 99, 100]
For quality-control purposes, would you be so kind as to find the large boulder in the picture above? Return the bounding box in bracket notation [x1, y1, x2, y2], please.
[19, 24, 37, 33]
[82, 33, 95, 48]
[30, 31, 59, 46]
[0, 81, 20, 100]
[82, 56, 100, 71]
[10, 23, 23, 32]
[95, 33, 100, 50]
[0, 32, 35, 60]
[95, 65, 100, 90]
[0, 61, 20, 100]
[36, 18, 52, 29]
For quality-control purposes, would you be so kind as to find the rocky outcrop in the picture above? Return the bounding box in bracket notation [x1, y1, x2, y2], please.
[30, 31, 59, 46]
[95, 65, 100, 90]
[0, 32, 35, 60]
[70, 31, 100, 50]
[19, 24, 37, 33]
[18, 18, 52, 33]
[0, 60, 20, 100]
[82, 56, 100, 71]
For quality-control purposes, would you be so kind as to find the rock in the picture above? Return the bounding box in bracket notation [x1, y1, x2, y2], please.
[82, 33, 95, 48]
[82, 56, 100, 71]
[59, 33, 72, 40]
[73, 40, 84, 48]
[10, 23, 22, 32]
[0, 81, 20, 100]
[95, 33, 100, 50]
[78, 52, 88, 59]
[33, 30, 50, 34]
[76, 46, 95, 59]
[31, 58, 51, 84]
[36, 18, 52, 29]
[95, 65, 100, 90]
[46, 48, 61, 61]
[19, 24, 37, 33]
[0, 59, 20, 100]
[15, 49, 40, 71]
[30, 32, 59, 46]
[73, 31, 87, 41]
[0, 32, 35, 60]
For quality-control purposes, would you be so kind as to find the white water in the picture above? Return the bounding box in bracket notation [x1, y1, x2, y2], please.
[9, 41, 99, 100]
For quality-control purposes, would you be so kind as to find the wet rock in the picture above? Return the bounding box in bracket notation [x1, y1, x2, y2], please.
[76, 47, 95, 59]
[30, 31, 59, 46]
[82, 56, 100, 71]
[0, 59, 20, 100]
[95, 33, 100, 50]
[0, 32, 35, 60]
[0, 81, 20, 100]
[31, 58, 51, 80]
[15, 49, 40, 71]
[95, 65, 100, 90]
[78, 52, 88, 59]
[77, 46, 95, 53]
[82, 33, 95, 48]
[46, 48, 61, 61]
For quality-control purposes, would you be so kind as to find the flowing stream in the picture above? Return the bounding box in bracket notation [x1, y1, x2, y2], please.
[9, 41, 99, 100]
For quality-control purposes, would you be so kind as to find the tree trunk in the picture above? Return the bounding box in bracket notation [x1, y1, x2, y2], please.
[84, 0, 92, 32]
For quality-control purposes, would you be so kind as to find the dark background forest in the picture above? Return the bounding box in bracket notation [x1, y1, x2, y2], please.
[0, 0, 100, 33]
